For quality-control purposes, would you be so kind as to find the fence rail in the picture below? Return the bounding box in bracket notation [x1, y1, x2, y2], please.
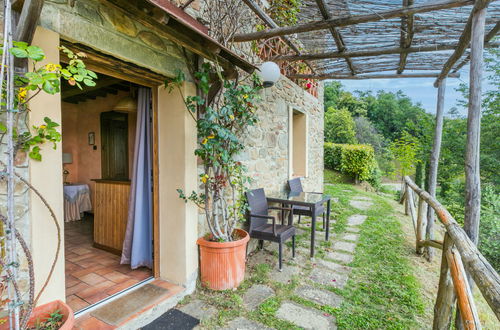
[400, 176, 500, 329]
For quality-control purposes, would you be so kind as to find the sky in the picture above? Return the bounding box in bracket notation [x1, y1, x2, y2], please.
[336, 66, 494, 116]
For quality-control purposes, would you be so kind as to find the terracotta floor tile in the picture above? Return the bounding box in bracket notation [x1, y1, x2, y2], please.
[84, 292, 111, 304]
[66, 295, 90, 311]
[74, 316, 115, 330]
[129, 269, 151, 281]
[103, 271, 130, 284]
[95, 257, 119, 266]
[70, 247, 93, 255]
[77, 280, 115, 299]
[71, 265, 107, 278]
[105, 279, 139, 295]
[94, 266, 118, 276]
[66, 282, 90, 296]
[78, 273, 107, 286]
[65, 275, 80, 288]
[65, 216, 152, 312]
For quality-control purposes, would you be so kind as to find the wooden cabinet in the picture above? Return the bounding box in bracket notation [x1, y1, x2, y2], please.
[93, 179, 130, 255]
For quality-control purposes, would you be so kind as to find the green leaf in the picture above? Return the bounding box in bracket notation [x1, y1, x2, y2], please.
[10, 47, 28, 58]
[42, 80, 56, 94]
[0, 122, 6, 134]
[87, 70, 97, 79]
[12, 41, 28, 49]
[83, 78, 96, 87]
[60, 69, 71, 77]
[26, 46, 45, 61]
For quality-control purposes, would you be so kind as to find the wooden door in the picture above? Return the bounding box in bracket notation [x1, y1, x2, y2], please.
[100, 111, 129, 180]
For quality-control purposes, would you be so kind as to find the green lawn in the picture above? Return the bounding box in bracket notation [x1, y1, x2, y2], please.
[325, 184, 425, 329]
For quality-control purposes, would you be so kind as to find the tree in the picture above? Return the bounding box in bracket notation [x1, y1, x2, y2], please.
[353, 116, 385, 154]
[324, 81, 342, 110]
[389, 131, 421, 181]
[324, 107, 357, 144]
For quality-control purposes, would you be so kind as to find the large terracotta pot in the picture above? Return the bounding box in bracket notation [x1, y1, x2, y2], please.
[0, 300, 74, 330]
[197, 228, 250, 290]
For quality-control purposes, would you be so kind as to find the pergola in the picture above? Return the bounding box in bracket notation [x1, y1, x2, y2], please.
[234, 0, 499, 326]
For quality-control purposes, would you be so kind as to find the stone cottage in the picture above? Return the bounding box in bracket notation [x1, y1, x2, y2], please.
[1, 0, 323, 327]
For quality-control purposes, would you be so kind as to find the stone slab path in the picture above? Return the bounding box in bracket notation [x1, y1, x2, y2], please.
[276, 302, 335, 330]
[172, 193, 372, 329]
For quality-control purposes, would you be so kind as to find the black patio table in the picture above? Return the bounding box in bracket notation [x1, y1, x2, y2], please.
[266, 191, 332, 258]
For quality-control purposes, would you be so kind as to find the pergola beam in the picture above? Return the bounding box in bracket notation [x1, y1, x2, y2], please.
[397, 0, 415, 74]
[434, 0, 491, 86]
[315, 0, 356, 75]
[287, 72, 460, 80]
[241, 0, 316, 74]
[452, 21, 500, 73]
[273, 42, 499, 62]
[233, 0, 474, 42]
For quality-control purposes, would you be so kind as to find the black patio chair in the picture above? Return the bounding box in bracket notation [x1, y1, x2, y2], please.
[245, 188, 296, 271]
[288, 177, 326, 229]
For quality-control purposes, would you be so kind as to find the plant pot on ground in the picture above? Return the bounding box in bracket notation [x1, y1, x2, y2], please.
[0, 300, 74, 330]
[169, 63, 262, 290]
[197, 228, 250, 290]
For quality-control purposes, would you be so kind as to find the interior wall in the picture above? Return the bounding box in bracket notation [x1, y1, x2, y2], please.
[61, 91, 137, 198]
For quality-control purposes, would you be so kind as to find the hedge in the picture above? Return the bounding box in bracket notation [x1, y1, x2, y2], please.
[325, 143, 375, 182]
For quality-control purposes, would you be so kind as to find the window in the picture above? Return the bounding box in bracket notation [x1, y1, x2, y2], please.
[289, 107, 308, 178]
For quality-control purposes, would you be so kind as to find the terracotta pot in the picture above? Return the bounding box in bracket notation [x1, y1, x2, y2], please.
[0, 300, 74, 330]
[197, 228, 250, 290]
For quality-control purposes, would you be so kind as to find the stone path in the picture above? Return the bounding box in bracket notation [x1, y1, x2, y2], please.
[174, 193, 372, 329]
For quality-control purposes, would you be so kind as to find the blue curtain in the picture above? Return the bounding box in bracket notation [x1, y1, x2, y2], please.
[121, 88, 153, 269]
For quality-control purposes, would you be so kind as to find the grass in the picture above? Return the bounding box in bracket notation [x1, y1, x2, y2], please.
[183, 183, 428, 329]
[324, 169, 353, 185]
[324, 184, 425, 329]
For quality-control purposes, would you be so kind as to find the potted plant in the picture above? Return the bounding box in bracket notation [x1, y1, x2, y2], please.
[0, 29, 96, 328]
[168, 63, 262, 290]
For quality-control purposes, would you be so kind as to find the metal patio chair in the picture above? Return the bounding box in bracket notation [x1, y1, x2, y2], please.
[245, 188, 296, 271]
[288, 177, 326, 229]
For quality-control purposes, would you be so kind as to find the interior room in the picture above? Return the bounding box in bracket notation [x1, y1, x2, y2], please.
[61, 73, 154, 312]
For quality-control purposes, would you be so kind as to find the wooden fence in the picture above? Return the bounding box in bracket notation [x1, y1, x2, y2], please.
[400, 176, 500, 329]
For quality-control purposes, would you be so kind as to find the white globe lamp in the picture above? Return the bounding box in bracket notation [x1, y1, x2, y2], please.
[258, 61, 281, 88]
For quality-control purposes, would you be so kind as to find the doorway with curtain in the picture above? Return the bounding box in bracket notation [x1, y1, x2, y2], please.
[61, 71, 154, 313]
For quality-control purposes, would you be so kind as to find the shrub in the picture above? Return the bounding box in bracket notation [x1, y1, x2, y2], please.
[325, 143, 375, 183]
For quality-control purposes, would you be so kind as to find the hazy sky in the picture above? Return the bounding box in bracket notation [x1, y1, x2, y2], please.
[337, 66, 493, 116]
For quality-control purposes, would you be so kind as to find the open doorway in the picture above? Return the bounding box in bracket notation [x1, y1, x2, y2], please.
[61, 72, 153, 312]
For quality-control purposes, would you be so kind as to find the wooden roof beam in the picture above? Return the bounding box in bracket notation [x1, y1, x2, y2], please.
[315, 0, 356, 75]
[397, 0, 415, 74]
[273, 42, 499, 62]
[241, 0, 316, 74]
[434, 0, 491, 86]
[233, 0, 474, 42]
[452, 20, 500, 73]
[287, 72, 460, 80]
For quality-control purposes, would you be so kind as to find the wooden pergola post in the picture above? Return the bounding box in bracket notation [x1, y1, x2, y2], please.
[425, 78, 446, 261]
[464, 2, 487, 247]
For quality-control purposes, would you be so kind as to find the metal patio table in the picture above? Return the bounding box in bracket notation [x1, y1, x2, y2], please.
[266, 191, 332, 258]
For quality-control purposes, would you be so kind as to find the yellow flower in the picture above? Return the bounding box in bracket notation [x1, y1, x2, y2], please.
[18, 87, 27, 101]
[242, 94, 248, 99]
[45, 63, 60, 71]
[39, 125, 47, 129]
[229, 115, 234, 120]
[201, 138, 208, 145]
[201, 174, 209, 184]
[207, 134, 215, 139]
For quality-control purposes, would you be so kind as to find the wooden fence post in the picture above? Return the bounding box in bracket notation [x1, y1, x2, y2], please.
[434, 233, 456, 329]
[426, 78, 446, 262]
[416, 197, 427, 255]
